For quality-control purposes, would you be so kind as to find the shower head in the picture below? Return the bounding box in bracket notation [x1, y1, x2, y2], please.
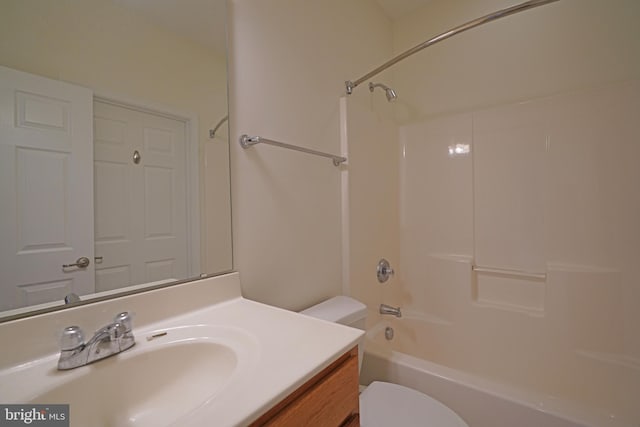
[368, 82, 397, 102]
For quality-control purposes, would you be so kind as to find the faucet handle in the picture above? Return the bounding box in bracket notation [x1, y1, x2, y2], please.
[377, 258, 395, 283]
[60, 326, 85, 350]
[114, 312, 133, 332]
[109, 322, 127, 340]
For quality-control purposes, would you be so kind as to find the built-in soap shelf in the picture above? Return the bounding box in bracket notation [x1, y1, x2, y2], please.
[470, 261, 547, 316]
[470, 262, 622, 318]
[472, 264, 547, 281]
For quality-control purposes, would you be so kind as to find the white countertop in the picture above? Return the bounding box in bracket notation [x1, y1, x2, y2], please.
[173, 297, 363, 426]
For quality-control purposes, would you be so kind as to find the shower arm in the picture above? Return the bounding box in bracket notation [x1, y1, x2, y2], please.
[345, 0, 561, 95]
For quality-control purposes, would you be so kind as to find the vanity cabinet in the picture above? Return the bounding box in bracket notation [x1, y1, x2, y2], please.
[250, 346, 360, 427]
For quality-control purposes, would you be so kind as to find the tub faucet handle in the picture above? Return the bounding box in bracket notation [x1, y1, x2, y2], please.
[377, 258, 395, 283]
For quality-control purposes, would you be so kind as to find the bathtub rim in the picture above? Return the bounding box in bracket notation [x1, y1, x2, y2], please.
[362, 324, 632, 427]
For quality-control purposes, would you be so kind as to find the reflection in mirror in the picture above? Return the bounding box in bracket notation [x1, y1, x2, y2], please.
[0, 0, 231, 321]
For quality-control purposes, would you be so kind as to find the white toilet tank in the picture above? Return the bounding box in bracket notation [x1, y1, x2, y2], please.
[300, 296, 367, 329]
[300, 296, 367, 372]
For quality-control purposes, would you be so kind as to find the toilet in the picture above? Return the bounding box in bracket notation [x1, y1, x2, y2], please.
[301, 296, 469, 427]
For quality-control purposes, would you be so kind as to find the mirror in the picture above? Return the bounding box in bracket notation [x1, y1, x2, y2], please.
[0, 0, 231, 321]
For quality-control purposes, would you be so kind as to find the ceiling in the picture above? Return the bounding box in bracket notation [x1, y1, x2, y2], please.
[375, 0, 433, 21]
[114, 0, 227, 55]
[113, 0, 433, 55]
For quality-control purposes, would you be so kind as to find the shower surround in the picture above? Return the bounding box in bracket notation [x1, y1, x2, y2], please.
[344, 79, 640, 426]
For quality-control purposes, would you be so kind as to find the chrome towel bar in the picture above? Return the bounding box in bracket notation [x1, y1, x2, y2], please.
[472, 265, 547, 281]
[240, 134, 347, 166]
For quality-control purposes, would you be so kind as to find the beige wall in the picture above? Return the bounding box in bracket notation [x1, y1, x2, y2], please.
[0, 0, 231, 275]
[0, 0, 227, 114]
[392, 0, 640, 122]
[228, 0, 393, 309]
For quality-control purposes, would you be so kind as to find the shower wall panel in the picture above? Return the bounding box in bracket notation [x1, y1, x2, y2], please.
[398, 80, 640, 421]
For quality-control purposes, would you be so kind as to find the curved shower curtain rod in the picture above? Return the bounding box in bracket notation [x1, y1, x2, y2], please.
[345, 0, 562, 95]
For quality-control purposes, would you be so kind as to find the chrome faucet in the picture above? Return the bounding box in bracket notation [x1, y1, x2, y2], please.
[379, 304, 402, 318]
[58, 312, 135, 370]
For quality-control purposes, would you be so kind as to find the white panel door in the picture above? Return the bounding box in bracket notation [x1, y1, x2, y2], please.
[0, 66, 94, 311]
[93, 101, 188, 291]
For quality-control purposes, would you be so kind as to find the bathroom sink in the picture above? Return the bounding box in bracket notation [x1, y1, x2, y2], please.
[25, 325, 258, 427]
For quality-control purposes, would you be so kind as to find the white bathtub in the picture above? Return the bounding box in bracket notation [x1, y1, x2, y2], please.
[359, 319, 636, 427]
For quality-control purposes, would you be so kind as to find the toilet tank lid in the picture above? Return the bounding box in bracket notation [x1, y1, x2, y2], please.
[300, 296, 367, 326]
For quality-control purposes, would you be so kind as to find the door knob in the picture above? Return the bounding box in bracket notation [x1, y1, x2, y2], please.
[63, 257, 91, 269]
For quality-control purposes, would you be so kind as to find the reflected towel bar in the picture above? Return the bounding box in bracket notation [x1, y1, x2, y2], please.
[472, 265, 547, 280]
[239, 134, 347, 166]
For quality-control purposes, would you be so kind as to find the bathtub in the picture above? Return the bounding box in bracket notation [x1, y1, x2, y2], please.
[359, 318, 636, 427]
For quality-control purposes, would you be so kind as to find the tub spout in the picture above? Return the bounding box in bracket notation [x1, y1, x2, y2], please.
[379, 304, 402, 318]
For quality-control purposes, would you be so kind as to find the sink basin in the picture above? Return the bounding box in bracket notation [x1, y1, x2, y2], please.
[14, 325, 258, 427]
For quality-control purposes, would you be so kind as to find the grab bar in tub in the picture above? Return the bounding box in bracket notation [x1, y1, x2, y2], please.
[472, 265, 546, 281]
